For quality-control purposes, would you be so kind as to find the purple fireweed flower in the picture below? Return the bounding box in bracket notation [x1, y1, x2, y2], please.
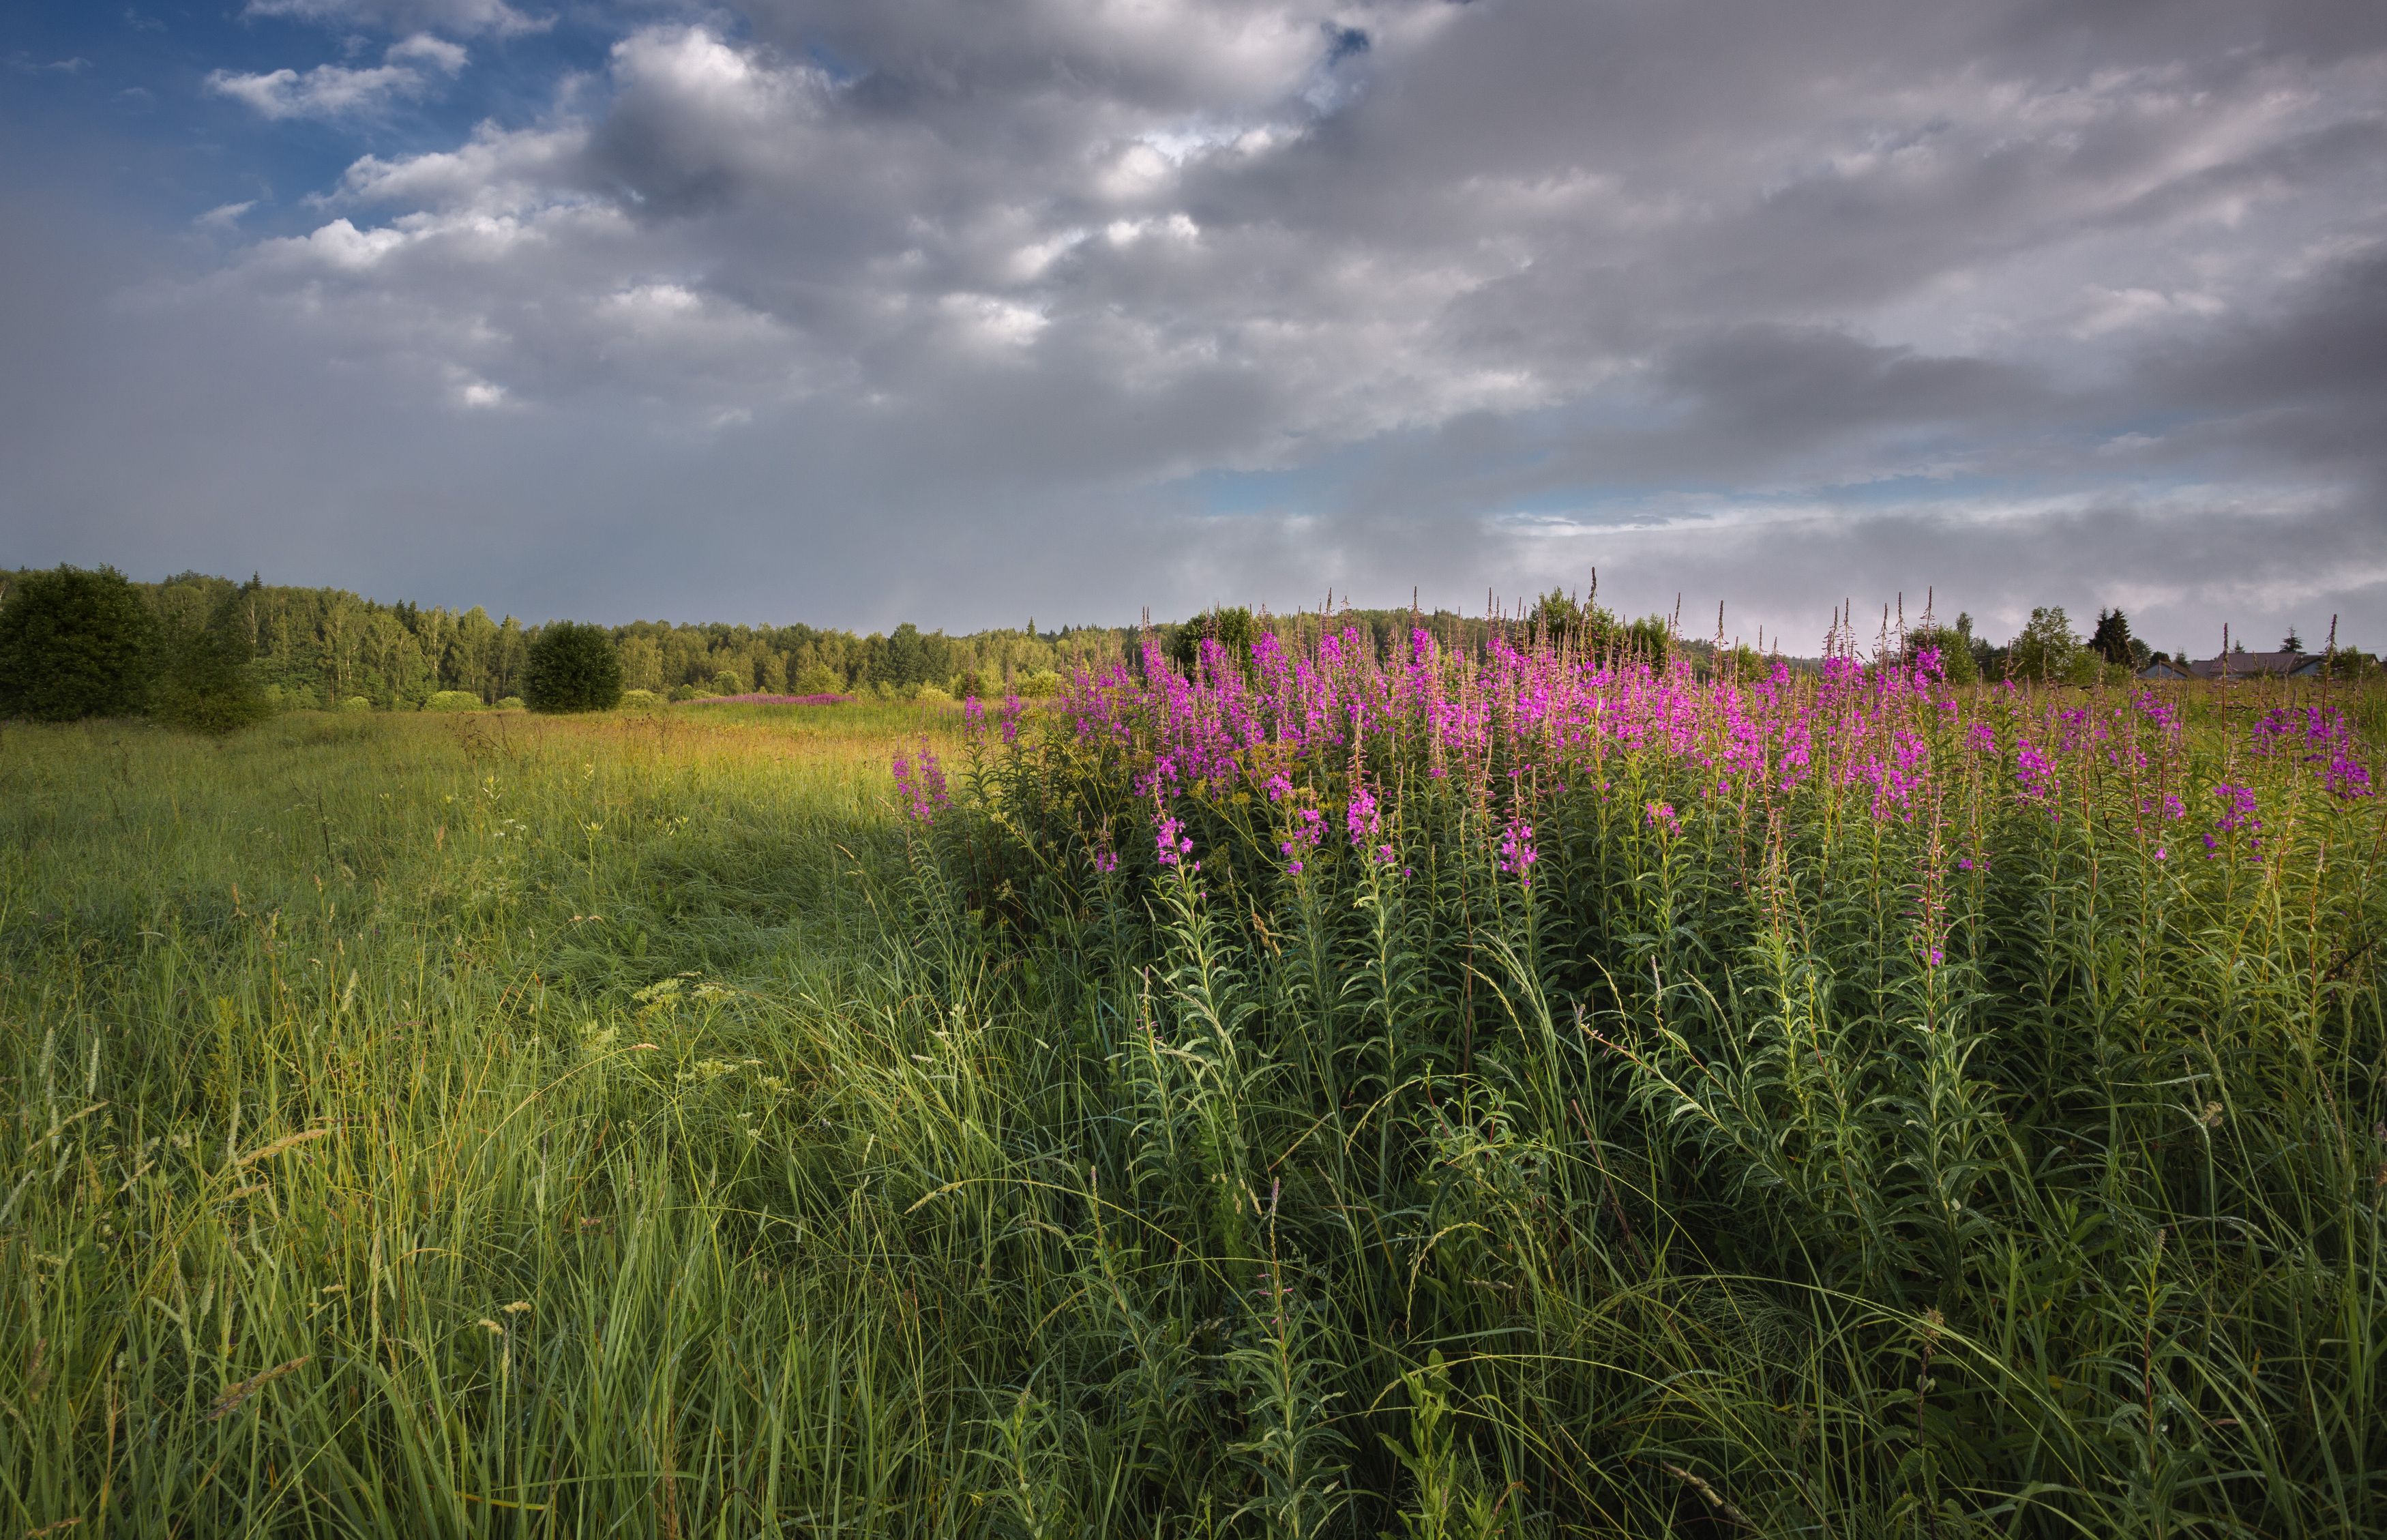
[1346, 784, 1380, 848]
[963, 696, 985, 735]
[2241, 707, 2375, 798]
[1093, 846, 1120, 875]
[2014, 739, 2058, 801]
[2206, 783, 2264, 856]
[1265, 772, 1293, 803]
[1645, 801, 1680, 835]
[1498, 816, 1537, 883]
[1000, 692, 1023, 746]
[1278, 807, 1323, 875]
[2212, 783, 2259, 831]
[892, 741, 948, 824]
[2252, 705, 2346, 754]
[1966, 722, 1996, 754]
[690, 694, 852, 706]
[1154, 812, 1192, 867]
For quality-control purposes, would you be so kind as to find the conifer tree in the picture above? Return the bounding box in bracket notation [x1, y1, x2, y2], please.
[2088, 607, 2136, 667]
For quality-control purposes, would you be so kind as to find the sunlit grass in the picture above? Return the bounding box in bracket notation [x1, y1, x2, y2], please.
[0, 705, 971, 1536]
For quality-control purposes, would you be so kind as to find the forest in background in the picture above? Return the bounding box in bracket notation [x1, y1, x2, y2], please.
[0, 568, 1138, 709]
[16, 563, 2334, 717]
[0, 567, 1735, 710]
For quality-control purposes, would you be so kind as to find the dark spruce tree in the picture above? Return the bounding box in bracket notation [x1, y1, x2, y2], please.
[523, 621, 624, 712]
[2089, 606, 2137, 667]
[151, 576, 274, 735]
[0, 565, 159, 721]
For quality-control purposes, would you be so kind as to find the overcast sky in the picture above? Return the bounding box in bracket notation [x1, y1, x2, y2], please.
[3, 0, 2383, 647]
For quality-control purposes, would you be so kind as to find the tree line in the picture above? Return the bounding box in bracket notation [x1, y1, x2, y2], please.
[0, 567, 1147, 715]
[6, 565, 2372, 728]
[0, 567, 1731, 724]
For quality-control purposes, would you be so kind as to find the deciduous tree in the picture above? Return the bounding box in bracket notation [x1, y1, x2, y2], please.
[523, 621, 624, 713]
[0, 564, 158, 721]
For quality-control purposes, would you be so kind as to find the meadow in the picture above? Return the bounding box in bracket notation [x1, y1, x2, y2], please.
[1, 638, 2382, 1537]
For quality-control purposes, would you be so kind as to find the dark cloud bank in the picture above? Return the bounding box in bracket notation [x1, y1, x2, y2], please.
[3, 0, 2384, 644]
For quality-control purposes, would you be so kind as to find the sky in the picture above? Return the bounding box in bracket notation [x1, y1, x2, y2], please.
[2, 0, 2383, 649]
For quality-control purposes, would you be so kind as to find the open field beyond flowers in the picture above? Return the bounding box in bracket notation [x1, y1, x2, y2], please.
[3, 638, 2384, 1537]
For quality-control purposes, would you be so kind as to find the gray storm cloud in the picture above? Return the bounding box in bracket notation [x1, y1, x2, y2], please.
[2, 0, 2384, 642]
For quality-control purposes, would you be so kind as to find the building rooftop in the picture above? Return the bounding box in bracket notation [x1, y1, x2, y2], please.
[2182, 651, 2326, 679]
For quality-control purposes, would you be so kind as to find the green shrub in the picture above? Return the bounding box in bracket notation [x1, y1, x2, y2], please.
[792, 662, 844, 695]
[523, 622, 624, 713]
[149, 578, 273, 735]
[496, 696, 525, 711]
[338, 696, 372, 712]
[915, 684, 953, 705]
[711, 670, 747, 696]
[1904, 619, 1981, 685]
[2007, 605, 2084, 683]
[1015, 668, 1063, 698]
[618, 688, 666, 712]
[0, 564, 158, 721]
[424, 690, 482, 712]
[1166, 606, 1255, 675]
[666, 684, 697, 702]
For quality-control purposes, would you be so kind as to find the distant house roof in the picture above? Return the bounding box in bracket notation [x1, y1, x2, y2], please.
[2184, 651, 2326, 680]
[2137, 659, 2191, 679]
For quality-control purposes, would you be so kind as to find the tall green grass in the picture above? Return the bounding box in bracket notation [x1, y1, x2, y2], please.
[1, 675, 2381, 1537]
[0, 706, 982, 1535]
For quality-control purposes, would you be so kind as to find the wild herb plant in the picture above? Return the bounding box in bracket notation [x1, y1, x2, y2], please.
[896, 625, 2386, 1535]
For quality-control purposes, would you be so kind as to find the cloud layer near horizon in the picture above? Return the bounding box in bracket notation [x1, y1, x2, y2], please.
[3, 0, 2384, 643]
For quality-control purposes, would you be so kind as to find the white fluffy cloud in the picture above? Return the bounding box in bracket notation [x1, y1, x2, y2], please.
[10, 0, 2387, 638]
[241, 0, 546, 39]
[207, 33, 466, 121]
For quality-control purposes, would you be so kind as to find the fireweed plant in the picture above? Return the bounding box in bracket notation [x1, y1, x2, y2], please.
[1, 657, 2379, 1538]
[888, 626, 2387, 1536]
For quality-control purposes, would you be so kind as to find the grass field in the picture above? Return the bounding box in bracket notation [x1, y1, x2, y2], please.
[2, 655, 2383, 1537]
[1, 703, 955, 1536]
